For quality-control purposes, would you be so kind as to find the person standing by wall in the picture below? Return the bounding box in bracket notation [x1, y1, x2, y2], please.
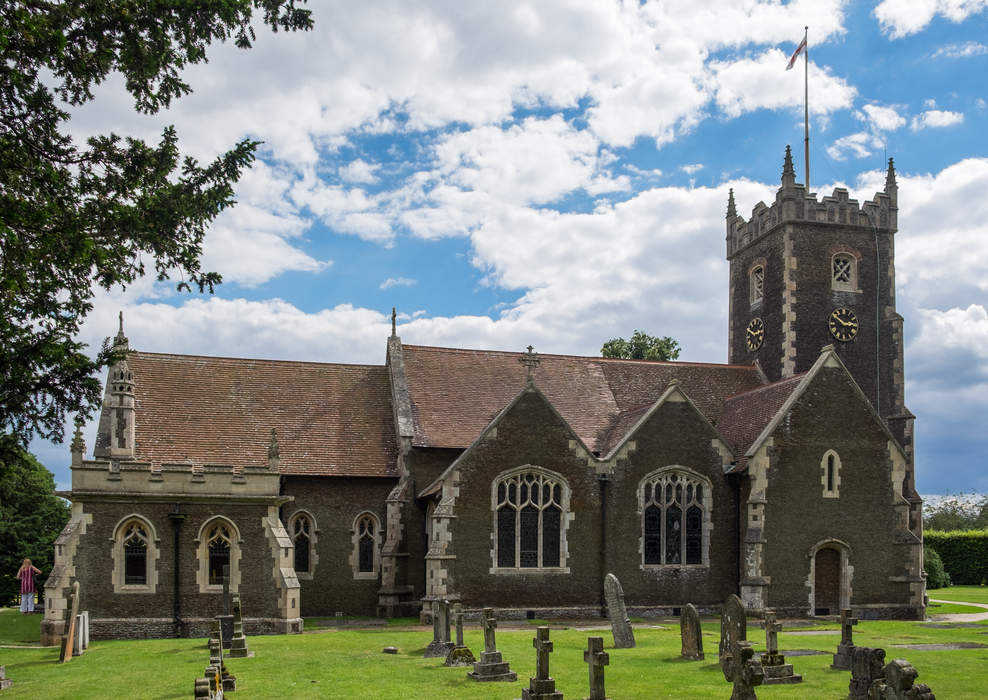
[15, 559, 42, 614]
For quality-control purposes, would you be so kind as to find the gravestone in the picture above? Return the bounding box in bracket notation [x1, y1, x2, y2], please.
[831, 608, 858, 670]
[228, 593, 251, 658]
[58, 580, 80, 663]
[873, 658, 936, 699]
[467, 608, 517, 682]
[759, 610, 801, 684]
[848, 647, 886, 700]
[719, 594, 747, 679]
[583, 636, 610, 700]
[193, 676, 212, 700]
[202, 664, 224, 700]
[603, 573, 635, 649]
[680, 603, 704, 660]
[425, 600, 454, 658]
[217, 565, 233, 649]
[80, 610, 90, 651]
[208, 618, 236, 692]
[73, 613, 84, 656]
[518, 626, 563, 700]
[445, 602, 477, 667]
[723, 640, 764, 700]
[0, 666, 12, 690]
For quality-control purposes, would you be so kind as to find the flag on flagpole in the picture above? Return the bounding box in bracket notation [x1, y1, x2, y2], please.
[786, 36, 807, 70]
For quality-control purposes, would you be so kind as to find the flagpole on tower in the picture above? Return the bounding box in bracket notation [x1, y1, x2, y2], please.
[803, 26, 809, 194]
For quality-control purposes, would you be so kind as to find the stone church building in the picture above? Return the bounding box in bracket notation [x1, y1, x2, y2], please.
[42, 149, 924, 642]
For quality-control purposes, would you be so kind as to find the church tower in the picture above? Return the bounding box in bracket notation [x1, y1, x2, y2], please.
[726, 148, 917, 502]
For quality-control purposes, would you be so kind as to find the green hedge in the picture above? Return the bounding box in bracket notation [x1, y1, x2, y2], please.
[925, 529, 988, 585]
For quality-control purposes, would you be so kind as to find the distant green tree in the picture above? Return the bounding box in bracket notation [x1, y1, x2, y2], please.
[923, 545, 951, 589]
[923, 493, 988, 531]
[601, 331, 681, 362]
[0, 435, 71, 604]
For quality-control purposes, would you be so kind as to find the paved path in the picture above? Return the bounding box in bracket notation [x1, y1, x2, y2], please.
[928, 598, 988, 622]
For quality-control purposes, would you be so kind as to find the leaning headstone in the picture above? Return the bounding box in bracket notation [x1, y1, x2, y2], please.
[80, 610, 90, 651]
[583, 636, 610, 700]
[848, 647, 886, 700]
[228, 593, 251, 658]
[723, 640, 764, 700]
[58, 580, 81, 663]
[603, 573, 635, 649]
[0, 666, 12, 690]
[445, 602, 477, 667]
[73, 613, 84, 656]
[759, 610, 801, 684]
[875, 658, 936, 699]
[425, 600, 453, 658]
[518, 626, 563, 700]
[467, 608, 517, 682]
[680, 603, 704, 660]
[719, 594, 747, 679]
[831, 608, 858, 670]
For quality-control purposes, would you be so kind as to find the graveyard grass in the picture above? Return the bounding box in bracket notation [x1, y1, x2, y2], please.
[1, 607, 987, 698]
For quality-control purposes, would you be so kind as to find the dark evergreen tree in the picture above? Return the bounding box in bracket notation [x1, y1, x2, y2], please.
[0, 1, 313, 445]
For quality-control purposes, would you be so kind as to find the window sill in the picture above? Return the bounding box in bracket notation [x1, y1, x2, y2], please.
[489, 567, 571, 575]
[113, 584, 156, 594]
[831, 285, 861, 294]
[640, 563, 709, 570]
[353, 572, 378, 581]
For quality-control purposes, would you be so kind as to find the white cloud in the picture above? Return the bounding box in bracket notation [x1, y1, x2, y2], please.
[861, 104, 906, 132]
[681, 164, 704, 175]
[340, 159, 381, 183]
[932, 41, 988, 58]
[875, 0, 988, 39]
[380, 277, 417, 289]
[827, 104, 906, 160]
[910, 109, 965, 130]
[827, 132, 873, 160]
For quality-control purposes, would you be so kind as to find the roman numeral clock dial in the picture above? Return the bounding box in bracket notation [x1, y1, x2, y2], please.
[829, 307, 859, 342]
[745, 317, 764, 351]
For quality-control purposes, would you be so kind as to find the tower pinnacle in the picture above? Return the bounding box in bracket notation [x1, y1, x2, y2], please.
[781, 145, 796, 189]
[727, 188, 737, 218]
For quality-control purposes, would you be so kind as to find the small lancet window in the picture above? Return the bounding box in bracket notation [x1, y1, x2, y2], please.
[357, 516, 376, 573]
[123, 523, 148, 585]
[291, 514, 312, 575]
[207, 523, 232, 585]
[821, 450, 841, 498]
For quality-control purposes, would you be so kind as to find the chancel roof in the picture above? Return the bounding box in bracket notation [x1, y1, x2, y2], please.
[400, 345, 766, 453]
[717, 373, 806, 459]
[126, 352, 398, 477]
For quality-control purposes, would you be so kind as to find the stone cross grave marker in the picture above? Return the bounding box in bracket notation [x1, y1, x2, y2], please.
[58, 580, 80, 663]
[603, 573, 635, 649]
[425, 600, 453, 658]
[583, 636, 610, 700]
[445, 602, 476, 667]
[228, 593, 250, 658]
[680, 603, 704, 660]
[831, 608, 858, 670]
[222, 565, 231, 615]
[0, 665, 13, 690]
[719, 594, 747, 680]
[759, 610, 802, 685]
[467, 608, 517, 682]
[723, 640, 764, 700]
[874, 658, 936, 699]
[519, 626, 563, 700]
[848, 647, 886, 700]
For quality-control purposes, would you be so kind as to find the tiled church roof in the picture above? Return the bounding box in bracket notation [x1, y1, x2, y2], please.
[400, 345, 765, 453]
[127, 352, 398, 477]
[717, 373, 806, 458]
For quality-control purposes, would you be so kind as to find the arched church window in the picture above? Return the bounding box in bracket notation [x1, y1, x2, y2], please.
[640, 468, 711, 567]
[492, 468, 569, 571]
[196, 517, 241, 594]
[821, 450, 841, 498]
[750, 264, 764, 305]
[288, 511, 318, 577]
[351, 512, 381, 579]
[832, 252, 858, 292]
[111, 515, 159, 593]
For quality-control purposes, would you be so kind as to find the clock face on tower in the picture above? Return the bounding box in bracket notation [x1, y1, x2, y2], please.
[745, 317, 764, 351]
[828, 307, 859, 342]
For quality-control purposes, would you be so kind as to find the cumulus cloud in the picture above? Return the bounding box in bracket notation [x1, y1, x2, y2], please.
[910, 109, 965, 130]
[340, 159, 381, 183]
[827, 104, 906, 160]
[875, 0, 988, 39]
[932, 41, 988, 58]
[380, 277, 417, 289]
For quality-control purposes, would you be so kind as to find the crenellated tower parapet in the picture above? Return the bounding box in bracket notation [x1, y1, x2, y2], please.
[727, 146, 898, 259]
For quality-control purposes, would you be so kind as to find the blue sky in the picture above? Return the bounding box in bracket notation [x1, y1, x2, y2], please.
[33, 0, 988, 496]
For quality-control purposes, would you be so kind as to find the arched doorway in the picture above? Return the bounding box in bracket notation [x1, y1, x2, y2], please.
[814, 548, 840, 615]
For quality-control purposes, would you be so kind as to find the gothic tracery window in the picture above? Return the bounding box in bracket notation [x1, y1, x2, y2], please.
[207, 523, 232, 586]
[123, 523, 148, 585]
[196, 517, 240, 593]
[832, 252, 858, 291]
[351, 512, 381, 579]
[112, 516, 158, 592]
[493, 469, 567, 570]
[290, 512, 314, 575]
[640, 469, 710, 567]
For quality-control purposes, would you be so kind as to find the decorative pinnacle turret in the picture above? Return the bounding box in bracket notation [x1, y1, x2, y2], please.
[781, 145, 796, 188]
[391, 307, 397, 338]
[114, 310, 128, 348]
[727, 188, 737, 218]
[885, 158, 897, 190]
[70, 418, 85, 466]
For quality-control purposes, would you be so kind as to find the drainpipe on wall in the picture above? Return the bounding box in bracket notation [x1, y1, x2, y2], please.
[168, 504, 186, 637]
[598, 474, 609, 614]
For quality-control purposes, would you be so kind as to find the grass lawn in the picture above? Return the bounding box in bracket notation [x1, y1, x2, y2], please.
[1, 610, 986, 698]
[928, 585, 988, 606]
[925, 600, 987, 615]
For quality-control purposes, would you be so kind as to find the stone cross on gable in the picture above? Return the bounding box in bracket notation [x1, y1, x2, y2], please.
[391, 307, 397, 337]
[482, 607, 498, 653]
[519, 345, 540, 383]
[583, 636, 610, 700]
[533, 626, 553, 680]
[840, 608, 858, 646]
